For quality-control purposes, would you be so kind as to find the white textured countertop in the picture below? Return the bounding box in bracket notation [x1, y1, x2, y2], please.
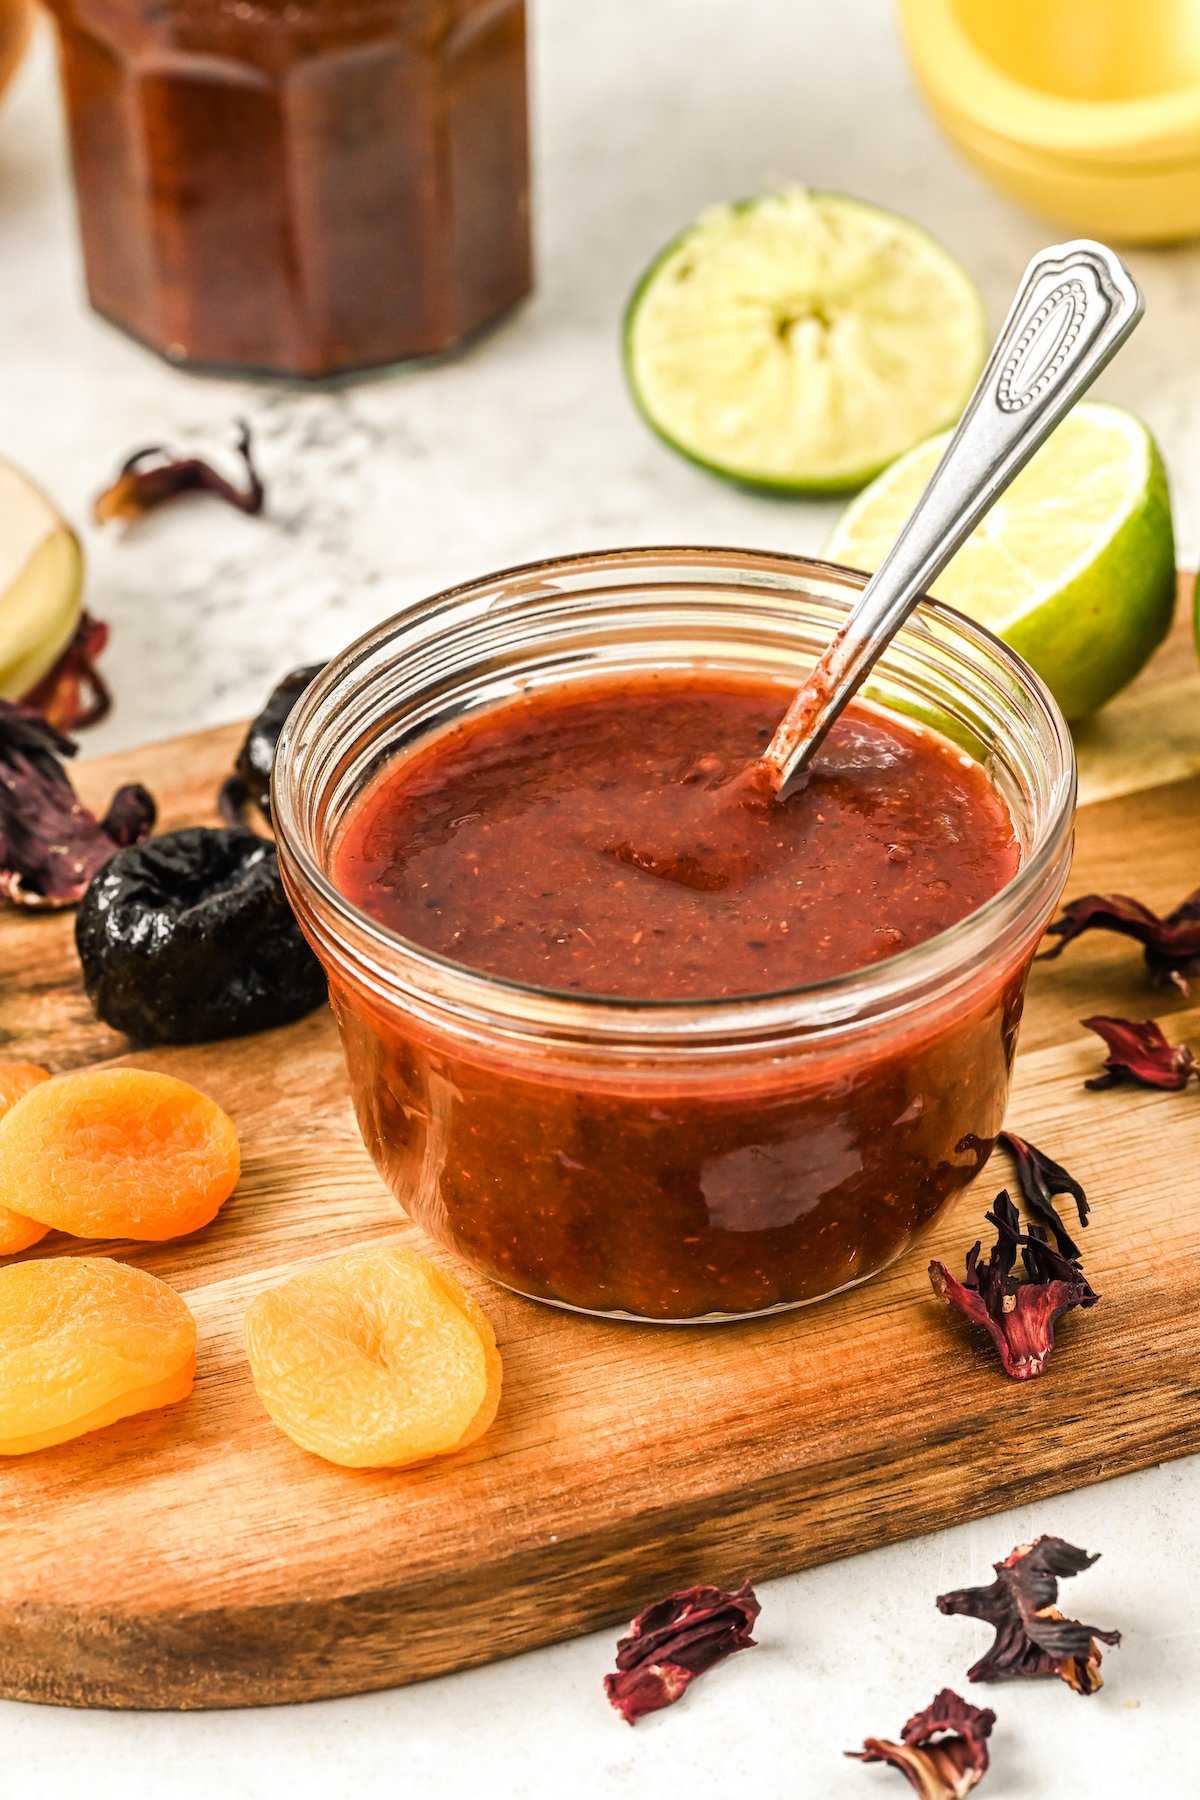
[2, 3, 1200, 1794]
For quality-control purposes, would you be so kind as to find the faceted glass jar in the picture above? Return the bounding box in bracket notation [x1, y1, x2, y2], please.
[45, 0, 532, 377]
[273, 548, 1076, 1322]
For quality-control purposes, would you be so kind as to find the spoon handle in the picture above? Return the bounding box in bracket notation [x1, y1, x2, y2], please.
[762, 239, 1144, 797]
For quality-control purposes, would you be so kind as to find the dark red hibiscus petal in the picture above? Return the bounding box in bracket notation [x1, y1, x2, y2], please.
[929, 1192, 1097, 1381]
[1040, 889, 1200, 992]
[1081, 1015, 1198, 1090]
[102, 783, 157, 848]
[20, 612, 111, 733]
[95, 420, 265, 527]
[603, 1580, 759, 1724]
[997, 1131, 1088, 1260]
[937, 1536, 1120, 1695]
[847, 1688, 995, 1796]
[0, 700, 156, 908]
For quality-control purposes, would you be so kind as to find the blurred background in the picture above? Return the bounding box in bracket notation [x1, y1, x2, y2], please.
[0, 0, 1198, 756]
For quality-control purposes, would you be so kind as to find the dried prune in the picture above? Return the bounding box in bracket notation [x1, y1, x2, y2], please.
[0, 1067, 240, 1240]
[221, 663, 323, 826]
[0, 1256, 196, 1453]
[75, 826, 327, 1044]
[244, 1245, 503, 1468]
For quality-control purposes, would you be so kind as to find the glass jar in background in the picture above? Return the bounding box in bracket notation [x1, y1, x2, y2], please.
[273, 548, 1076, 1323]
[44, 0, 532, 378]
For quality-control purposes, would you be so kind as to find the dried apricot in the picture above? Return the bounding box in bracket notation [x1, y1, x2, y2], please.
[0, 1067, 239, 1240]
[0, 1256, 196, 1454]
[245, 1245, 502, 1468]
[0, 1062, 51, 1254]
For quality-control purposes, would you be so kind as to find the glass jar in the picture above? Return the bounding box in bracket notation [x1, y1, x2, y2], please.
[273, 548, 1075, 1322]
[44, 0, 532, 377]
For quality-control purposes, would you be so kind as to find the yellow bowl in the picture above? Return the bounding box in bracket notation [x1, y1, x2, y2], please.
[896, 0, 1200, 242]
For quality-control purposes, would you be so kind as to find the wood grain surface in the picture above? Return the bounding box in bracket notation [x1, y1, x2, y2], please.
[1, 591, 1199, 1710]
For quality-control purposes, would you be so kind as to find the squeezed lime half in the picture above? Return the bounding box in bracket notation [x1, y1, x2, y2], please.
[624, 189, 986, 494]
[828, 401, 1177, 721]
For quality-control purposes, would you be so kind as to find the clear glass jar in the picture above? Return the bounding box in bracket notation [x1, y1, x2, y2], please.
[273, 548, 1075, 1322]
[44, 0, 532, 377]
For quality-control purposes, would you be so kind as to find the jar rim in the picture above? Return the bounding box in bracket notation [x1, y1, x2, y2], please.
[272, 544, 1076, 1046]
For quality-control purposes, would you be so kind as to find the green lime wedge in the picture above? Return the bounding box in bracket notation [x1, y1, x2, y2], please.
[827, 401, 1177, 721]
[623, 189, 986, 494]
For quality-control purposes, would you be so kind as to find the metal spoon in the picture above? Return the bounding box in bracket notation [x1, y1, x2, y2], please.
[759, 240, 1144, 799]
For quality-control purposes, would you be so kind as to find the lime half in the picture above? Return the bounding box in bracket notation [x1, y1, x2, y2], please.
[624, 189, 986, 493]
[827, 401, 1177, 721]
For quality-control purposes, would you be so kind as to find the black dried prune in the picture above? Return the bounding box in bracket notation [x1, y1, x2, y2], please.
[221, 663, 324, 826]
[76, 827, 327, 1044]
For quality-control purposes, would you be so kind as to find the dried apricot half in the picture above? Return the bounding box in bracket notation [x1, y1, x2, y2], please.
[245, 1245, 502, 1469]
[0, 1062, 51, 1255]
[0, 1067, 239, 1240]
[0, 1256, 196, 1454]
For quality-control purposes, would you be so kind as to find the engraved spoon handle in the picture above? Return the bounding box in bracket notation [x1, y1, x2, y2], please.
[762, 239, 1144, 797]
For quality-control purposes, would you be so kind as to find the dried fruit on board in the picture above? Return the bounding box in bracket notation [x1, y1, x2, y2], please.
[20, 613, 111, 733]
[244, 1246, 503, 1468]
[0, 1064, 51, 1255]
[929, 1191, 1097, 1380]
[76, 826, 327, 1044]
[997, 1130, 1089, 1261]
[219, 662, 324, 826]
[94, 420, 265, 527]
[603, 1580, 760, 1724]
[1040, 887, 1200, 992]
[0, 1257, 196, 1454]
[846, 1688, 995, 1797]
[1080, 1015, 1198, 1090]
[0, 699, 154, 908]
[0, 1067, 240, 1241]
[937, 1536, 1120, 1695]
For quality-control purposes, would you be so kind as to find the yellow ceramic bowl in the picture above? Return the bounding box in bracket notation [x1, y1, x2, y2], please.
[896, 0, 1200, 241]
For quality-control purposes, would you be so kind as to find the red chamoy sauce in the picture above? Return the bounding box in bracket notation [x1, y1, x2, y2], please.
[328, 671, 1028, 1319]
[334, 674, 1018, 998]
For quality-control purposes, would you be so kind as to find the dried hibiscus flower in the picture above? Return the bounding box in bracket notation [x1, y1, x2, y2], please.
[1040, 888, 1200, 993]
[94, 420, 265, 527]
[219, 662, 324, 828]
[0, 700, 155, 908]
[846, 1688, 995, 1797]
[929, 1191, 1097, 1380]
[997, 1130, 1088, 1261]
[603, 1580, 759, 1724]
[20, 612, 112, 733]
[1081, 1014, 1198, 1091]
[937, 1536, 1120, 1695]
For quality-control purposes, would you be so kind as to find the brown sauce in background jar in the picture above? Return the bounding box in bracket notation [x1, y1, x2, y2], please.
[44, 0, 532, 377]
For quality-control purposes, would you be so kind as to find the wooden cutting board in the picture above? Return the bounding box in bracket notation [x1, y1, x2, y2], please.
[2, 591, 1200, 1710]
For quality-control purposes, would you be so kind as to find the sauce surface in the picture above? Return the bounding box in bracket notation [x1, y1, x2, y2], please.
[332, 672, 1020, 1001]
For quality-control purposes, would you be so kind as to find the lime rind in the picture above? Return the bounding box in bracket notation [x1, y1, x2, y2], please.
[624, 189, 987, 494]
[828, 401, 1177, 720]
